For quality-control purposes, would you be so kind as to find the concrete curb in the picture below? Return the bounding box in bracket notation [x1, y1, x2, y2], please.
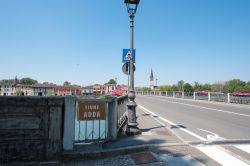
[61, 143, 188, 162]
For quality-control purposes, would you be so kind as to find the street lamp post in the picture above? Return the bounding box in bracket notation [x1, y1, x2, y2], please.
[124, 0, 141, 135]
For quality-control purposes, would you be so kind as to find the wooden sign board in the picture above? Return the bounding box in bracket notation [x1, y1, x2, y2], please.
[78, 102, 106, 120]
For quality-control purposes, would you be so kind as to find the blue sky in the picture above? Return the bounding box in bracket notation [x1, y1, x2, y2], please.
[0, 0, 249, 87]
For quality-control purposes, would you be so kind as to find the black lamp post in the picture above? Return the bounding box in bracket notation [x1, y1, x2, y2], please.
[124, 0, 141, 135]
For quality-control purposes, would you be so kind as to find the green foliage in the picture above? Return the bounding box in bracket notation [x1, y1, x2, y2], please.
[105, 79, 117, 85]
[0, 79, 16, 84]
[137, 87, 150, 92]
[211, 83, 225, 92]
[194, 82, 202, 91]
[202, 84, 212, 91]
[15, 88, 23, 96]
[20, 77, 38, 85]
[183, 83, 193, 92]
[225, 79, 246, 93]
[172, 85, 178, 91]
[137, 79, 249, 93]
[99, 95, 109, 99]
[177, 80, 185, 91]
[63, 81, 71, 86]
[46, 89, 55, 96]
[158, 85, 173, 91]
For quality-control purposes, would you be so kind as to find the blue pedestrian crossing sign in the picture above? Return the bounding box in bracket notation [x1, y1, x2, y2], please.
[122, 49, 136, 63]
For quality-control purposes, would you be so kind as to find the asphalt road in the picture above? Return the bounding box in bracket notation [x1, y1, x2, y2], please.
[136, 95, 250, 165]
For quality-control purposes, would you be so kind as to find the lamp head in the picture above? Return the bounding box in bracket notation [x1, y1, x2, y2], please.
[124, 0, 140, 5]
[124, 0, 140, 15]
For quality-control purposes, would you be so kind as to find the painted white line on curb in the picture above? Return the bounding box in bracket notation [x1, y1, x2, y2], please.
[235, 145, 250, 154]
[138, 104, 250, 166]
[146, 96, 250, 117]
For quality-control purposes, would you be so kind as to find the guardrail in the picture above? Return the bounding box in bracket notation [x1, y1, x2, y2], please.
[137, 91, 250, 105]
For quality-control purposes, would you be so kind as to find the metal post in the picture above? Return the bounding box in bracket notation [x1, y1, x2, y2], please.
[126, 12, 141, 135]
[208, 92, 211, 101]
[193, 92, 196, 100]
[227, 93, 230, 103]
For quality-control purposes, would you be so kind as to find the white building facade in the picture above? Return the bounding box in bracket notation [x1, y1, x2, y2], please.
[0, 84, 15, 96]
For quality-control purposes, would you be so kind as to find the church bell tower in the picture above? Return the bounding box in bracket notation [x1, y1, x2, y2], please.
[149, 69, 154, 91]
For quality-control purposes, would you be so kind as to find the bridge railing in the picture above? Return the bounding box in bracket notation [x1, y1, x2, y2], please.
[64, 95, 128, 150]
[136, 91, 250, 105]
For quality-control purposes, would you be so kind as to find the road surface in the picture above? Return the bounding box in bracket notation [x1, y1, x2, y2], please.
[136, 95, 250, 166]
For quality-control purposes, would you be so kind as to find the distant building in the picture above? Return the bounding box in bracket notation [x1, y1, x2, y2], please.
[81, 86, 93, 95]
[31, 84, 54, 96]
[149, 69, 155, 91]
[54, 86, 81, 96]
[0, 83, 15, 96]
[92, 84, 106, 95]
[16, 84, 32, 96]
[104, 84, 116, 95]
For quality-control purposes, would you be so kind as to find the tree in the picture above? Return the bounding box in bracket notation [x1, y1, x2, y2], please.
[225, 79, 246, 92]
[172, 85, 178, 91]
[193, 82, 202, 91]
[0, 79, 16, 84]
[202, 83, 212, 91]
[46, 89, 55, 96]
[177, 80, 185, 91]
[211, 82, 225, 92]
[106, 79, 117, 85]
[138, 87, 150, 92]
[63, 81, 71, 86]
[15, 88, 23, 96]
[159, 85, 173, 91]
[183, 83, 193, 92]
[20, 77, 38, 85]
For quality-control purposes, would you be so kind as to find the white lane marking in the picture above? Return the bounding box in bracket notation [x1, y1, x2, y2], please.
[138, 104, 250, 166]
[138, 106, 186, 143]
[197, 146, 250, 166]
[235, 145, 250, 154]
[198, 128, 226, 142]
[146, 96, 250, 117]
[138, 105, 207, 141]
